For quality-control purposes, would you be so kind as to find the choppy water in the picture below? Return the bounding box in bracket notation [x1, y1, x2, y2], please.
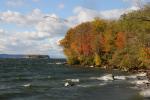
[0, 59, 145, 100]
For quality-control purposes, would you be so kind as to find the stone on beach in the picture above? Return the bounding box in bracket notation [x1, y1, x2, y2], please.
[64, 78, 80, 87]
[64, 82, 75, 87]
[133, 80, 150, 85]
[64, 82, 70, 87]
[136, 72, 147, 77]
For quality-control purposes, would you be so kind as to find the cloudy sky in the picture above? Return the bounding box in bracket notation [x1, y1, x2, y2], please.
[0, 0, 148, 58]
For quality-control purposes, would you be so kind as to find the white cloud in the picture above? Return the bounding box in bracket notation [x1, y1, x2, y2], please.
[68, 6, 100, 26]
[0, 9, 69, 57]
[0, 9, 44, 26]
[68, 6, 140, 26]
[15, 31, 51, 40]
[0, 29, 52, 54]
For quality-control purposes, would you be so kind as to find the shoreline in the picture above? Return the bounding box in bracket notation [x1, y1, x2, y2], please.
[65, 63, 150, 98]
[65, 63, 150, 83]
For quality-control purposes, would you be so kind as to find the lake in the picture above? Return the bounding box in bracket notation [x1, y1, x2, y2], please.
[0, 59, 145, 100]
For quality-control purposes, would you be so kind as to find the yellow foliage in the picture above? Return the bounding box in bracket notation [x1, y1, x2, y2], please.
[94, 53, 101, 66]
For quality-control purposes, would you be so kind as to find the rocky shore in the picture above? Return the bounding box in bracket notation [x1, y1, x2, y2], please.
[127, 70, 150, 98]
[146, 69, 150, 80]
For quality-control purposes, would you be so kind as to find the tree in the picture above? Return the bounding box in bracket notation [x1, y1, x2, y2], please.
[115, 32, 126, 49]
[60, 4, 150, 70]
[94, 53, 101, 66]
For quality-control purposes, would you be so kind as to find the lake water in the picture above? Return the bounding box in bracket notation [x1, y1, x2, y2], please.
[0, 59, 146, 100]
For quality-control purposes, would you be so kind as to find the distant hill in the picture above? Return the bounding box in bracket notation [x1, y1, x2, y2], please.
[0, 54, 50, 59]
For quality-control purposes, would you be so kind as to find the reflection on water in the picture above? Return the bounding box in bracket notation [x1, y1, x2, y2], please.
[0, 59, 145, 100]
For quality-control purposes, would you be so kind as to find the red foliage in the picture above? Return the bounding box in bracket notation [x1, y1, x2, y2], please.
[115, 32, 126, 49]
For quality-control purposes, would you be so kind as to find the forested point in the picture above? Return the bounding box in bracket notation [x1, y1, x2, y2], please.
[60, 4, 150, 71]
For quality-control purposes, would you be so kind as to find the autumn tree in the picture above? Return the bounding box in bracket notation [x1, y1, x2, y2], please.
[60, 4, 150, 69]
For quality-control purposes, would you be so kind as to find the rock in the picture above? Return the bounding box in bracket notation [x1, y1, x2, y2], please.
[132, 80, 150, 85]
[64, 82, 69, 87]
[136, 72, 147, 77]
[146, 70, 150, 80]
[64, 78, 80, 87]
[64, 82, 75, 87]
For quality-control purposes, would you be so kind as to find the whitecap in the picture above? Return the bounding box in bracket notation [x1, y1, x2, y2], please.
[114, 76, 126, 80]
[126, 75, 137, 79]
[66, 79, 80, 83]
[22, 83, 31, 87]
[90, 74, 114, 81]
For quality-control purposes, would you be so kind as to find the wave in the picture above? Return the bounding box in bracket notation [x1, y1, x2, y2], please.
[22, 83, 31, 87]
[90, 74, 114, 81]
[114, 76, 126, 80]
[126, 75, 137, 79]
[65, 79, 80, 83]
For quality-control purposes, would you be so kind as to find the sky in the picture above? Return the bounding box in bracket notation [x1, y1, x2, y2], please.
[0, 0, 149, 58]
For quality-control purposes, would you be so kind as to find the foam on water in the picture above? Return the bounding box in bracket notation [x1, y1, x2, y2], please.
[0, 61, 145, 100]
[90, 74, 114, 81]
[65, 79, 80, 83]
[22, 83, 31, 87]
[126, 75, 137, 79]
[114, 76, 126, 80]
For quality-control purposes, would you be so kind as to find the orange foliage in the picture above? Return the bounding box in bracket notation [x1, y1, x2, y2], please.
[99, 30, 112, 52]
[115, 32, 126, 49]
